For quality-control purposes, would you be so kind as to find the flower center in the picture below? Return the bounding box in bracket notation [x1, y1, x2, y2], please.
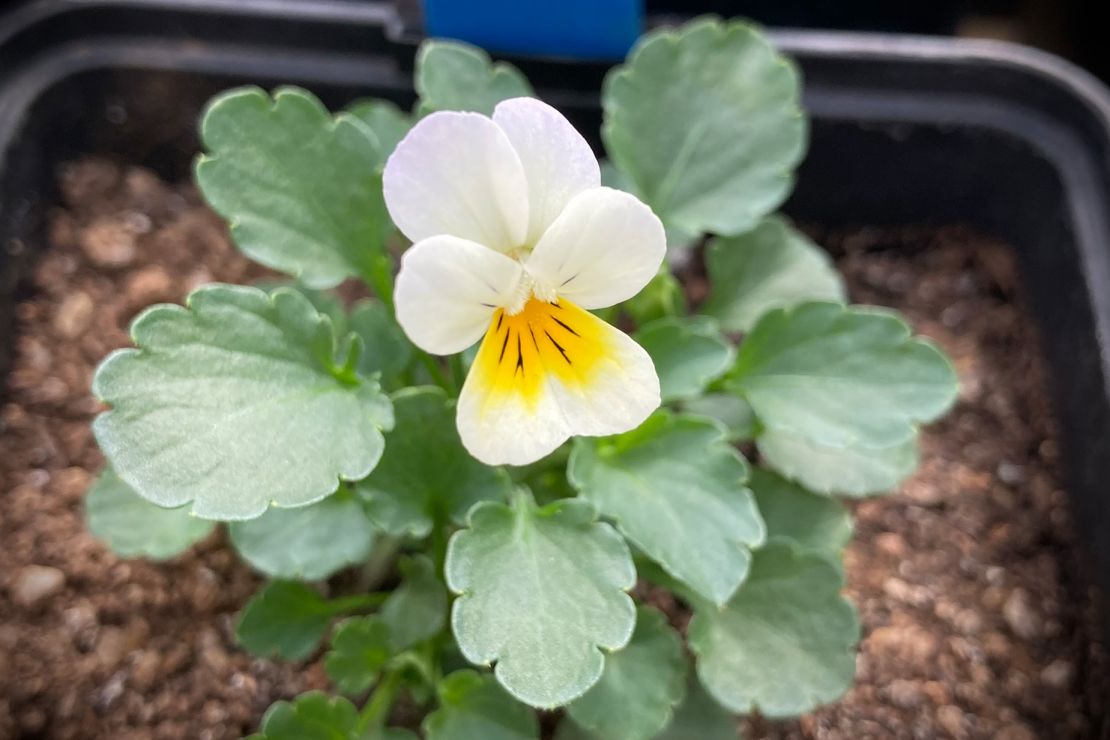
[506, 269, 557, 316]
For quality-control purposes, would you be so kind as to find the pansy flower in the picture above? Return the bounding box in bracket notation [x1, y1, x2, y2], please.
[384, 97, 665, 465]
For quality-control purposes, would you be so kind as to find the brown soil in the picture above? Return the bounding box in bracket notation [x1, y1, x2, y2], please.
[0, 159, 1106, 739]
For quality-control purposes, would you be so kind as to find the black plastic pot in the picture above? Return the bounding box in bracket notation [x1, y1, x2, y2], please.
[3, 0, 1110, 628]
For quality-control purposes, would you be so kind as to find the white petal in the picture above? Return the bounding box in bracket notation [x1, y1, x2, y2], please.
[394, 235, 524, 355]
[525, 187, 666, 310]
[493, 98, 601, 245]
[457, 298, 660, 465]
[384, 111, 529, 252]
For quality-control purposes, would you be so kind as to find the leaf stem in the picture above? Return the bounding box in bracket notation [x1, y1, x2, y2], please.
[327, 591, 391, 614]
[362, 254, 396, 311]
[418, 352, 454, 393]
[356, 668, 404, 733]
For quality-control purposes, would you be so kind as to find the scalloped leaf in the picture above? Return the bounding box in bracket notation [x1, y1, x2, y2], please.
[729, 302, 957, 449]
[93, 284, 393, 520]
[566, 607, 687, 740]
[424, 670, 539, 740]
[655, 679, 738, 740]
[702, 216, 844, 332]
[635, 316, 734, 402]
[748, 468, 852, 554]
[416, 40, 534, 115]
[85, 466, 215, 560]
[345, 99, 413, 165]
[324, 616, 394, 695]
[250, 692, 359, 740]
[381, 555, 448, 651]
[688, 543, 859, 718]
[602, 17, 805, 237]
[569, 412, 764, 606]
[196, 87, 388, 288]
[758, 426, 919, 497]
[237, 581, 340, 661]
[350, 299, 415, 388]
[357, 387, 510, 537]
[446, 494, 636, 708]
[229, 489, 376, 580]
[679, 393, 757, 442]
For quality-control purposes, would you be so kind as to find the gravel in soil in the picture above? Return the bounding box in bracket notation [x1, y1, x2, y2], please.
[0, 160, 1106, 739]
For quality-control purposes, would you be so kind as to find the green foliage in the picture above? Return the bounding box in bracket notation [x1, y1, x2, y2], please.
[345, 99, 413, 165]
[195, 87, 389, 288]
[623, 269, 685, 326]
[688, 543, 859, 717]
[380, 555, 448, 651]
[416, 40, 534, 115]
[702, 216, 845, 332]
[357, 387, 510, 537]
[325, 616, 394, 695]
[85, 466, 214, 560]
[446, 494, 637, 708]
[229, 489, 376, 580]
[679, 393, 758, 442]
[92, 284, 393, 520]
[248, 692, 359, 740]
[566, 607, 687, 740]
[237, 581, 343, 661]
[424, 670, 540, 740]
[654, 679, 738, 740]
[748, 468, 852, 555]
[569, 413, 764, 606]
[602, 16, 805, 238]
[350, 300, 415, 388]
[757, 427, 919, 497]
[635, 316, 734, 402]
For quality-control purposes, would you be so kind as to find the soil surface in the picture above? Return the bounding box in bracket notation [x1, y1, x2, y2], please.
[0, 159, 1106, 739]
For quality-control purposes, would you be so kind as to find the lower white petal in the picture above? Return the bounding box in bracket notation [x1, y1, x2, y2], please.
[457, 298, 660, 465]
[394, 235, 524, 355]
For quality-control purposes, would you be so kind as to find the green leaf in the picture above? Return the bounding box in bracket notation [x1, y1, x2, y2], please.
[357, 387, 510, 537]
[748, 468, 852, 554]
[679, 393, 757, 442]
[446, 494, 637, 708]
[688, 543, 859, 718]
[324, 616, 393, 694]
[623, 269, 685, 326]
[654, 679, 738, 740]
[758, 426, 919, 497]
[257, 280, 350, 336]
[569, 412, 764, 606]
[634, 317, 734, 402]
[602, 17, 805, 238]
[349, 299, 414, 388]
[423, 670, 539, 740]
[92, 285, 393, 521]
[85, 466, 214, 560]
[253, 692, 358, 740]
[237, 581, 339, 661]
[229, 490, 376, 580]
[195, 86, 387, 288]
[702, 216, 844, 332]
[729, 302, 957, 449]
[380, 555, 448, 651]
[567, 607, 686, 740]
[345, 99, 412, 165]
[416, 40, 534, 115]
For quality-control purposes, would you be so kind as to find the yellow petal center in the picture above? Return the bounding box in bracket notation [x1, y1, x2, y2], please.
[471, 297, 609, 408]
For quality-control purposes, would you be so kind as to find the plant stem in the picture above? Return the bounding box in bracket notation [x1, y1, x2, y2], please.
[362, 254, 395, 311]
[363, 535, 402, 591]
[327, 591, 391, 614]
[418, 352, 453, 393]
[356, 669, 404, 734]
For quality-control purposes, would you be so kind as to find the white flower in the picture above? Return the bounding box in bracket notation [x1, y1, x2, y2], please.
[384, 97, 665, 466]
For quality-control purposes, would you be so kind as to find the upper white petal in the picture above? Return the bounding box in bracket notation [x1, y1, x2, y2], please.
[394, 235, 524, 355]
[384, 111, 529, 252]
[492, 97, 601, 246]
[525, 187, 666, 310]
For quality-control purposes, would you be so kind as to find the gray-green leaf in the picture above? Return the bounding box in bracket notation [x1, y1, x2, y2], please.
[635, 316, 734, 402]
[654, 679, 738, 740]
[357, 386, 509, 537]
[602, 17, 805, 237]
[380, 555, 448, 651]
[758, 426, 919, 497]
[416, 40, 534, 115]
[567, 607, 687, 740]
[345, 99, 413, 165]
[196, 86, 387, 288]
[569, 412, 764, 606]
[237, 581, 338, 661]
[702, 216, 844, 332]
[324, 616, 393, 694]
[729, 302, 957, 448]
[680, 393, 757, 442]
[688, 543, 859, 717]
[446, 494, 636, 708]
[424, 670, 539, 740]
[229, 490, 376, 580]
[93, 284, 393, 520]
[749, 468, 852, 554]
[350, 299, 415, 388]
[85, 466, 214, 560]
[251, 692, 359, 740]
